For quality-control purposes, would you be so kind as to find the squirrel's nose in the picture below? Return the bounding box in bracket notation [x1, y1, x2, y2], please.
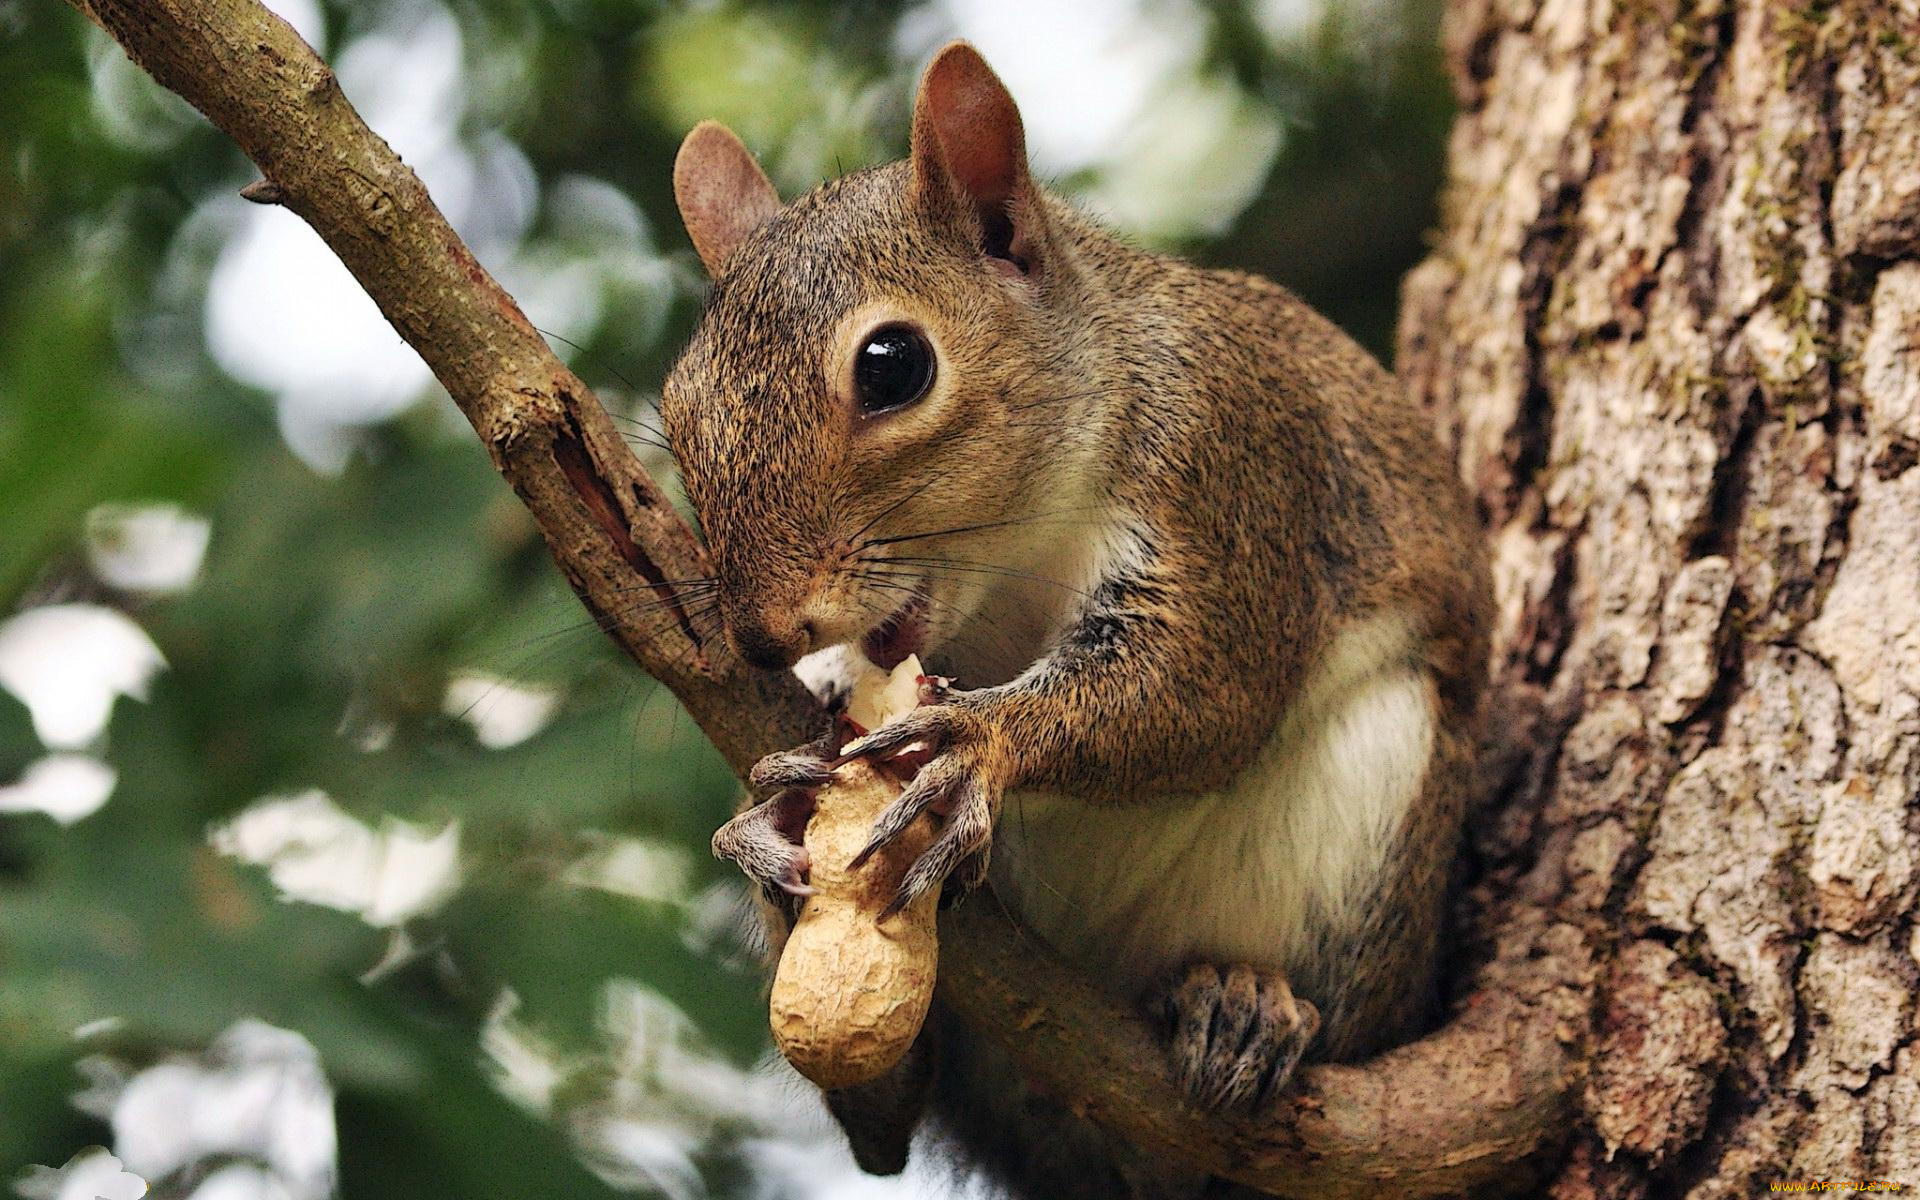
[729, 617, 813, 671]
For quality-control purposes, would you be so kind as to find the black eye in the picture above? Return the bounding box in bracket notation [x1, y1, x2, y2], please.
[854, 325, 936, 413]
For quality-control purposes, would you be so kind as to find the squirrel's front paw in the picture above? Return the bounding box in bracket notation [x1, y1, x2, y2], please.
[840, 702, 1008, 918]
[1150, 964, 1320, 1110]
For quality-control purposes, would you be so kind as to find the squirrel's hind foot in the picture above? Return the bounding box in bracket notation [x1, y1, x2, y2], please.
[1149, 963, 1321, 1110]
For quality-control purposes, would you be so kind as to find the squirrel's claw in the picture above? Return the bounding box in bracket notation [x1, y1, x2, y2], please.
[838, 705, 952, 763]
[751, 723, 842, 793]
[851, 752, 967, 867]
[1151, 964, 1320, 1110]
[843, 703, 1005, 918]
[713, 789, 817, 903]
[750, 748, 836, 792]
[881, 776, 995, 919]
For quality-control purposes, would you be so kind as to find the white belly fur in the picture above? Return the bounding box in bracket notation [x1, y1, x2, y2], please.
[989, 611, 1437, 989]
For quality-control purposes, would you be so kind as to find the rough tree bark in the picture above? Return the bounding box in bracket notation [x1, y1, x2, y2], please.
[1398, 0, 1920, 1192]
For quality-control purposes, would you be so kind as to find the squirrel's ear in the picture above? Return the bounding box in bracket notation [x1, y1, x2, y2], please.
[674, 121, 781, 276]
[910, 42, 1039, 275]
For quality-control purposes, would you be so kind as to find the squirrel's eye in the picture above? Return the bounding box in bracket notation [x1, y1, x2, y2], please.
[854, 325, 936, 413]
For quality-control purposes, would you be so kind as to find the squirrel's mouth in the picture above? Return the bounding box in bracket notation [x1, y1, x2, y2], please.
[861, 586, 929, 670]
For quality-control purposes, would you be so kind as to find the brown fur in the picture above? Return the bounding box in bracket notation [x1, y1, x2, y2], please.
[665, 43, 1490, 1200]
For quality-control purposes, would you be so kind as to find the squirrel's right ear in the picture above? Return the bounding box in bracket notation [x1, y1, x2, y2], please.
[910, 42, 1041, 276]
[674, 121, 781, 276]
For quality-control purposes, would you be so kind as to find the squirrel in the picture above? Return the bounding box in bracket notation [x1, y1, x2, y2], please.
[661, 41, 1491, 1200]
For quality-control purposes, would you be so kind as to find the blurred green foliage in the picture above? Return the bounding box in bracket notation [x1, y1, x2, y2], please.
[0, 1, 1450, 1195]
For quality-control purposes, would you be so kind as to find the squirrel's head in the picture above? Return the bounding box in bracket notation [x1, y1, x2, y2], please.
[663, 43, 1093, 673]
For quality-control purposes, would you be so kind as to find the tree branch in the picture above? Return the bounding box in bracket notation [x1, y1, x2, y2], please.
[70, 1, 1580, 1193]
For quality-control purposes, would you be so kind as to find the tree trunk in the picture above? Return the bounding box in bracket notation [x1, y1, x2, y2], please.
[1399, 0, 1920, 1192]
